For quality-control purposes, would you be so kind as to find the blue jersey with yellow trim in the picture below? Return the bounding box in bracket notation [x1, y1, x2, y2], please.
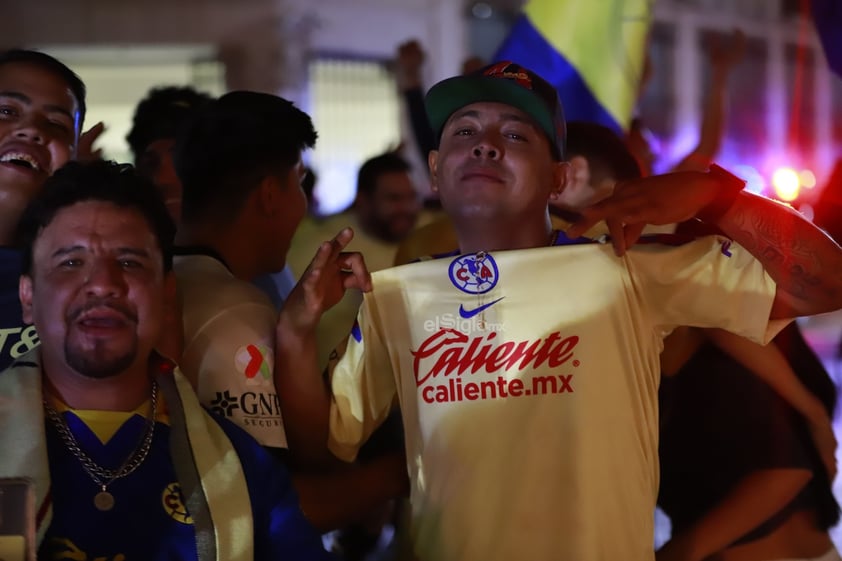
[0, 248, 38, 371]
[40, 407, 332, 560]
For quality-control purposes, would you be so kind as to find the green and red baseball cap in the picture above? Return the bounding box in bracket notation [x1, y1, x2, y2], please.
[425, 61, 566, 160]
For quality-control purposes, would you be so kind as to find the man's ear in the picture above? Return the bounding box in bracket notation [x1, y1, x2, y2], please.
[549, 160, 572, 200]
[428, 150, 440, 194]
[568, 156, 590, 186]
[256, 174, 282, 217]
[552, 156, 598, 209]
[19, 275, 33, 324]
[553, 156, 590, 200]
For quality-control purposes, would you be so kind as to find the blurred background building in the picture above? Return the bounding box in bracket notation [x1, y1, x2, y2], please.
[4, 0, 839, 214]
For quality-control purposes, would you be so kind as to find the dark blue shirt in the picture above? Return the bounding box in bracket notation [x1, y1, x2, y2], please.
[0, 247, 37, 371]
[40, 407, 335, 560]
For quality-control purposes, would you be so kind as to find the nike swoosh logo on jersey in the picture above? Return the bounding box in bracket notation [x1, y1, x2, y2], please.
[459, 297, 505, 318]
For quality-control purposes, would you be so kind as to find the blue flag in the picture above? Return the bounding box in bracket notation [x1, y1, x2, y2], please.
[493, 1, 652, 133]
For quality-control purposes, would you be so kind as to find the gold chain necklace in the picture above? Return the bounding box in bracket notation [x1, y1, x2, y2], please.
[43, 382, 158, 511]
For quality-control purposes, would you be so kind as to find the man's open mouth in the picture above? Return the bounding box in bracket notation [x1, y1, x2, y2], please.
[0, 151, 42, 171]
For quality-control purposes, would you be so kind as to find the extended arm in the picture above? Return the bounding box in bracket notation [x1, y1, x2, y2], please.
[276, 228, 372, 468]
[275, 322, 335, 467]
[657, 468, 812, 561]
[396, 40, 436, 165]
[719, 192, 842, 318]
[704, 328, 836, 476]
[662, 325, 836, 476]
[673, 30, 746, 173]
[569, 172, 842, 318]
[293, 449, 409, 532]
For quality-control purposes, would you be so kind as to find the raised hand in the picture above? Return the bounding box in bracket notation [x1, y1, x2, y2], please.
[395, 39, 425, 90]
[567, 171, 720, 256]
[706, 29, 747, 77]
[76, 121, 106, 163]
[280, 227, 372, 334]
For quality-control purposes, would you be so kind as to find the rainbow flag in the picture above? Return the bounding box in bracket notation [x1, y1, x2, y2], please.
[493, 1, 651, 133]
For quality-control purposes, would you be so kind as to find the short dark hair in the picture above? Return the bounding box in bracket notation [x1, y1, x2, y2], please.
[126, 86, 214, 161]
[357, 152, 411, 198]
[0, 49, 87, 131]
[175, 91, 317, 225]
[566, 121, 642, 184]
[17, 160, 176, 274]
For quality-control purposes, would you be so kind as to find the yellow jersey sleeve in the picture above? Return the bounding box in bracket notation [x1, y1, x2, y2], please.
[627, 235, 785, 344]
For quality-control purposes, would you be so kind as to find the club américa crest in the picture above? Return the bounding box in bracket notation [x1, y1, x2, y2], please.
[448, 252, 499, 294]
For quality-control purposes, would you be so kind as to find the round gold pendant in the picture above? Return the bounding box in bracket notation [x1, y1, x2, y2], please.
[94, 490, 115, 511]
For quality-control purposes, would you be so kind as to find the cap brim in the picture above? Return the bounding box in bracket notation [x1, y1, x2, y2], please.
[425, 75, 557, 152]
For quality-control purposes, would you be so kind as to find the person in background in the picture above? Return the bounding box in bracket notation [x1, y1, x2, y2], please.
[658, 322, 840, 561]
[173, 91, 408, 532]
[0, 49, 87, 370]
[628, 29, 746, 175]
[126, 84, 297, 312]
[127, 86, 214, 223]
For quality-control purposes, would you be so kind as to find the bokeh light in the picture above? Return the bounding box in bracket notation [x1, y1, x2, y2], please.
[799, 169, 817, 189]
[772, 167, 800, 201]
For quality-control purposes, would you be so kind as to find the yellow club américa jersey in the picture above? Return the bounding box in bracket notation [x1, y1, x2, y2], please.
[327, 232, 783, 561]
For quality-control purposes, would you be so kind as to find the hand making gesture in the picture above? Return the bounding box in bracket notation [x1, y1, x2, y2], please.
[280, 227, 372, 334]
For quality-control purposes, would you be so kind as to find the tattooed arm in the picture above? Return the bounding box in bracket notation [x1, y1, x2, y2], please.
[716, 193, 842, 318]
[568, 171, 842, 318]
